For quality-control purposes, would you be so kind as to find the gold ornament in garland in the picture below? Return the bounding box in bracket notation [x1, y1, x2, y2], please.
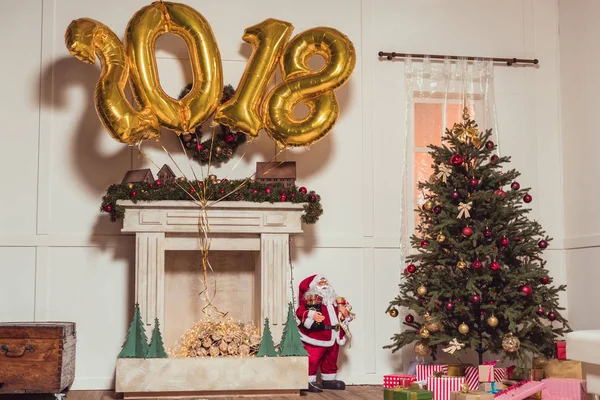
[437, 232, 446, 243]
[424, 200, 434, 211]
[502, 333, 520, 353]
[414, 341, 430, 356]
[417, 285, 428, 296]
[457, 260, 467, 269]
[419, 327, 431, 339]
[458, 322, 469, 335]
[388, 308, 399, 318]
[487, 314, 498, 328]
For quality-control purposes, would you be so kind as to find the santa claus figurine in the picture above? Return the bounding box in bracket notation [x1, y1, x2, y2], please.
[296, 275, 354, 392]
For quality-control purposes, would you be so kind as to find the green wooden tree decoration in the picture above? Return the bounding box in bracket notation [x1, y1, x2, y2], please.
[279, 302, 308, 356]
[118, 303, 149, 358]
[256, 318, 278, 357]
[146, 318, 168, 358]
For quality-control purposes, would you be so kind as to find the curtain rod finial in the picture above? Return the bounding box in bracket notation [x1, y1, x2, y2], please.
[378, 51, 383, 57]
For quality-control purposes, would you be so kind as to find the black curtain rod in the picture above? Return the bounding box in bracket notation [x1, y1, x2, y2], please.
[378, 51, 539, 66]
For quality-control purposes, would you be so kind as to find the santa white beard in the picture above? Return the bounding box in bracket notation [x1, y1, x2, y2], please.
[306, 285, 338, 306]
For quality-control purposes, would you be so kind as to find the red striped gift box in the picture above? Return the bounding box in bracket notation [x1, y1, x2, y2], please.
[383, 374, 417, 389]
[417, 365, 449, 381]
[494, 367, 507, 382]
[464, 366, 479, 390]
[427, 376, 466, 400]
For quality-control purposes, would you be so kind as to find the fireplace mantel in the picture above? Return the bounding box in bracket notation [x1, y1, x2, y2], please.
[117, 200, 305, 340]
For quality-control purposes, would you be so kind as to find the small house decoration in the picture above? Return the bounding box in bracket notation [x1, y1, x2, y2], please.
[157, 164, 176, 182]
[255, 161, 296, 188]
[121, 168, 154, 184]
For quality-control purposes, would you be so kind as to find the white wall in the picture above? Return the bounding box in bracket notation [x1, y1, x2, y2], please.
[0, 0, 566, 390]
[558, 0, 600, 331]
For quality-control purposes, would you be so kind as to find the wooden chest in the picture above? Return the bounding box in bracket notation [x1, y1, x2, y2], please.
[0, 322, 76, 394]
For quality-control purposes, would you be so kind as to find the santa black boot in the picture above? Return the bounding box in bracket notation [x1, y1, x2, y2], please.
[307, 381, 323, 392]
[322, 379, 346, 390]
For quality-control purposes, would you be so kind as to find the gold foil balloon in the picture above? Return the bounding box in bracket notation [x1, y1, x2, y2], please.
[263, 27, 356, 147]
[458, 322, 470, 335]
[125, 1, 222, 133]
[214, 19, 293, 136]
[487, 314, 499, 328]
[65, 18, 160, 146]
[502, 333, 520, 353]
[414, 341, 430, 356]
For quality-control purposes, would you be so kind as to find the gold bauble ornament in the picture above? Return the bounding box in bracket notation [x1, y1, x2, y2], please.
[389, 308, 399, 318]
[457, 260, 467, 269]
[424, 200, 434, 211]
[502, 333, 520, 353]
[127, 183, 134, 189]
[414, 341, 430, 356]
[417, 285, 428, 296]
[215, 146, 222, 153]
[424, 313, 433, 321]
[487, 314, 499, 328]
[437, 232, 446, 243]
[458, 322, 469, 335]
[419, 327, 431, 339]
[425, 321, 442, 333]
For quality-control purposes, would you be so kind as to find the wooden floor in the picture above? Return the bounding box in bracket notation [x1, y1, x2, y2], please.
[13, 385, 383, 399]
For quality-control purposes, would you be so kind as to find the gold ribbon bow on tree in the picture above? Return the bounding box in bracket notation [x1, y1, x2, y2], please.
[442, 338, 465, 355]
[436, 164, 451, 183]
[457, 201, 472, 219]
[452, 108, 483, 147]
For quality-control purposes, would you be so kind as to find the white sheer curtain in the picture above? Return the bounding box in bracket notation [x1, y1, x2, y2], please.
[399, 56, 500, 258]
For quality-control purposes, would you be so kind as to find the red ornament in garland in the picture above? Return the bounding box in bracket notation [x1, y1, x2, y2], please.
[462, 227, 473, 237]
[252, 189, 258, 194]
[156, 179, 162, 186]
[405, 314, 414, 323]
[548, 312, 557, 321]
[486, 140, 495, 149]
[309, 194, 317, 203]
[538, 240, 548, 249]
[225, 134, 235, 143]
[190, 188, 196, 194]
[537, 306, 546, 316]
[490, 261, 500, 271]
[280, 193, 287, 202]
[105, 204, 113, 212]
[540, 276, 550, 284]
[130, 190, 137, 198]
[265, 188, 272, 194]
[196, 143, 204, 151]
[469, 178, 479, 187]
[472, 260, 482, 270]
[511, 181, 520, 190]
[520, 285, 533, 296]
[407, 264, 416, 273]
[299, 187, 308, 194]
[500, 236, 509, 247]
[450, 154, 464, 166]
[523, 193, 533, 203]
[445, 302, 455, 311]
[219, 189, 225, 194]
[420, 240, 429, 248]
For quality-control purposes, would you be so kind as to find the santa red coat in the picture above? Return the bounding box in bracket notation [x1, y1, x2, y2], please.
[295, 274, 349, 347]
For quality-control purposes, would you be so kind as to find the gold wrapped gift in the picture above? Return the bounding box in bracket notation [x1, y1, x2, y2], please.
[532, 357, 547, 369]
[527, 392, 542, 400]
[448, 364, 470, 377]
[411, 382, 428, 390]
[542, 359, 583, 379]
[529, 368, 544, 381]
[450, 390, 494, 400]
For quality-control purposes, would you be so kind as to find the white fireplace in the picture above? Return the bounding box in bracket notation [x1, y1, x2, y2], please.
[115, 200, 308, 398]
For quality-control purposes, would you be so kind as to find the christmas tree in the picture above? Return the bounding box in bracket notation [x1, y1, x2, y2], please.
[385, 109, 570, 364]
[256, 318, 278, 357]
[279, 302, 308, 357]
[118, 303, 149, 358]
[146, 318, 168, 358]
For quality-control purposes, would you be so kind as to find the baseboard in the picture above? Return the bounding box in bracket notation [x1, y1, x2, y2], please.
[69, 377, 115, 391]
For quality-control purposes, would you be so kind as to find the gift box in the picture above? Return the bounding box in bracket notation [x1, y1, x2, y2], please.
[428, 376, 466, 400]
[385, 374, 417, 389]
[495, 381, 546, 400]
[465, 366, 480, 391]
[448, 364, 469, 377]
[507, 367, 529, 381]
[529, 369, 544, 381]
[479, 382, 506, 393]
[384, 387, 434, 400]
[417, 365, 449, 381]
[411, 381, 429, 390]
[494, 368, 507, 382]
[555, 341, 566, 360]
[479, 365, 494, 383]
[541, 360, 583, 380]
[450, 390, 495, 400]
[541, 378, 587, 400]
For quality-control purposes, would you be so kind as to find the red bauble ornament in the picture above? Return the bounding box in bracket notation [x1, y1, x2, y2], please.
[511, 181, 520, 190]
[469, 178, 479, 187]
[520, 285, 533, 296]
[299, 187, 308, 194]
[225, 134, 235, 143]
[548, 312, 557, 321]
[450, 154, 464, 166]
[451, 191, 460, 199]
[190, 188, 196, 194]
[501, 236, 509, 247]
[462, 227, 473, 237]
[110, 214, 117, 221]
[265, 188, 272, 194]
[471, 295, 481, 304]
[405, 314, 414, 323]
[491, 155, 499, 164]
[105, 204, 113, 212]
[221, 179, 228, 184]
[280, 193, 287, 202]
[156, 179, 162, 186]
[130, 190, 137, 198]
[252, 189, 258, 194]
[540, 277, 550, 285]
[490, 261, 500, 271]
[420, 240, 429, 248]
[484, 228, 493, 238]
[523, 193, 533, 203]
[472, 260, 482, 270]
[446, 302, 455, 311]
[219, 189, 225, 194]
[433, 206, 442, 214]
[537, 307, 546, 316]
[495, 189, 506, 197]
[407, 264, 416, 273]
[486, 140, 495, 149]
[538, 240, 548, 249]
[196, 143, 204, 151]
[309, 194, 317, 202]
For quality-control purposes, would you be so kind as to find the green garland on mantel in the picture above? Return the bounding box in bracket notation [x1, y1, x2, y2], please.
[101, 179, 323, 224]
